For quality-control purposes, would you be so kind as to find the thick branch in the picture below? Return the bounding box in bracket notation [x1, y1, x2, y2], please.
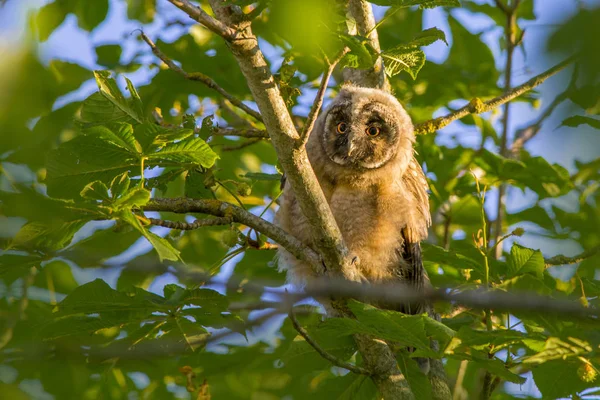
[166, 0, 238, 40]
[344, 0, 389, 91]
[289, 309, 371, 376]
[204, 0, 355, 281]
[144, 197, 321, 269]
[414, 57, 575, 135]
[545, 245, 600, 267]
[140, 32, 263, 122]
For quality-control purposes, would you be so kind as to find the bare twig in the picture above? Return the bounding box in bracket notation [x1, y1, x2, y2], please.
[221, 138, 263, 151]
[211, 127, 269, 139]
[545, 245, 600, 267]
[144, 197, 321, 269]
[299, 47, 350, 146]
[140, 32, 263, 122]
[166, 0, 238, 40]
[146, 216, 232, 230]
[289, 308, 372, 375]
[414, 57, 575, 135]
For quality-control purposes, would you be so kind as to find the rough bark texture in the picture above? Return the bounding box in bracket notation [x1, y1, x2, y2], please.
[344, 0, 390, 91]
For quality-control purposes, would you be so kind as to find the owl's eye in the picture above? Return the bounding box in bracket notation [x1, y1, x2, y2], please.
[366, 126, 380, 137]
[337, 122, 348, 134]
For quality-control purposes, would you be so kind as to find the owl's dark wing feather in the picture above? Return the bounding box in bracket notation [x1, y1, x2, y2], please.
[396, 155, 431, 315]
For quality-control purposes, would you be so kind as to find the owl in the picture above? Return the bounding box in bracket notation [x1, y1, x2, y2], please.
[275, 85, 431, 314]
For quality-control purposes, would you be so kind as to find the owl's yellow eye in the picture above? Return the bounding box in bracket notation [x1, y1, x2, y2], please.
[337, 122, 348, 134]
[366, 126, 380, 136]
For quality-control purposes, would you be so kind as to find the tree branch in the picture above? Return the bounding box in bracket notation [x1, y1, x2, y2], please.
[146, 216, 232, 230]
[221, 138, 263, 151]
[344, 0, 389, 91]
[140, 31, 263, 122]
[202, 0, 355, 281]
[299, 47, 350, 146]
[289, 309, 372, 376]
[545, 245, 600, 267]
[211, 127, 269, 138]
[166, 0, 238, 40]
[144, 197, 321, 269]
[414, 57, 575, 135]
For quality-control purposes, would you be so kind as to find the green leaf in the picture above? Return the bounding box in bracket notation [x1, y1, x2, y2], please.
[80, 181, 110, 201]
[74, 0, 109, 31]
[46, 125, 141, 199]
[95, 44, 122, 68]
[561, 115, 600, 130]
[111, 188, 151, 209]
[523, 337, 592, 364]
[147, 137, 218, 168]
[11, 220, 89, 253]
[339, 34, 376, 70]
[34, 260, 80, 295]
[79, 92, 136, 126]
[407, 27, 448, 47]
[422, 243, 483, 273]
[532, 360, 592, 398]
[381, 47, 425, 79]
[119, 210, 180, 262]
[397, 350, 432, 400]
[93, 71, 144, 123]
[110, 172, 131, 199]
[347, 300, 435, 354]
[336, 375, 378, 400]
[0, 254, 42, 284]
[507, 243, 545, 278]
[35, 0, 68, 42]
[126, 0, 157, 23]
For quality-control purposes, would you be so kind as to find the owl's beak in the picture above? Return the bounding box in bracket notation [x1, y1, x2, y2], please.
[347, 141, 356, 157]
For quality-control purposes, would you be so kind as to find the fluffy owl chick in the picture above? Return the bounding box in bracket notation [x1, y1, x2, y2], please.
[276, 85, 431, 302]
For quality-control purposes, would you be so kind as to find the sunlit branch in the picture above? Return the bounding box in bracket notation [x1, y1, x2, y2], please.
[289, 308, 372, 376]
[211, 127, 269, 139]
[166, 0, 238, 40]
[414, 57, 575, 135]
[146, 216, 232, 230]
[144, 197, 321, 269]
[140, 31, 263, 122]
[299, 47, 350, 146]
[545, 245, 600, 267]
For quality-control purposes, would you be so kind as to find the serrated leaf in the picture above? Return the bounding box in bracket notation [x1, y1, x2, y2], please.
[381, 47, 425, 79]
[507, 243, 545, 278]
[119, 210, 180, 262]
[79, 92, 136, 126]
[397, 350, 432, 400]
[339, 34, 376, 70]
[110, 172, 131, 199]
[80, 181, 110, 201]
[46, 126, 142, 199]
[347, 300, 435, 354]
[112, 188, 151, 209]
[93, 70, 144, 123]
[408, 27, 448, 47]
[147, 137, 218, 168]
[11, 220, 89, 253]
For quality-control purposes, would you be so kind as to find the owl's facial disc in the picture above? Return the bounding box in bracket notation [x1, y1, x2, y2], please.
[321, 102, 401, 170]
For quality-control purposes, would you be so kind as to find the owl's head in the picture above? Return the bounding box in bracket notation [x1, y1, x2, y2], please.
[316, 86, 414, 172]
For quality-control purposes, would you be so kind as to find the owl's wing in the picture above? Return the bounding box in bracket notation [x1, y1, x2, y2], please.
[397, 156, 431, 314]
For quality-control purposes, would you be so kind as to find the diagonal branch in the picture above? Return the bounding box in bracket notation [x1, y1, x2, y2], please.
[166, 0, 238, 40]
[146, 216, 232, 230]
[211, 127, 269, 138]
[414, 56, 575, 135]
[140, 32, 263, 122]
[545, 245, 600, 267]
[289, 308, 372, 376]
[299, 47, 350, 146]
[144, 197, 321, 269]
